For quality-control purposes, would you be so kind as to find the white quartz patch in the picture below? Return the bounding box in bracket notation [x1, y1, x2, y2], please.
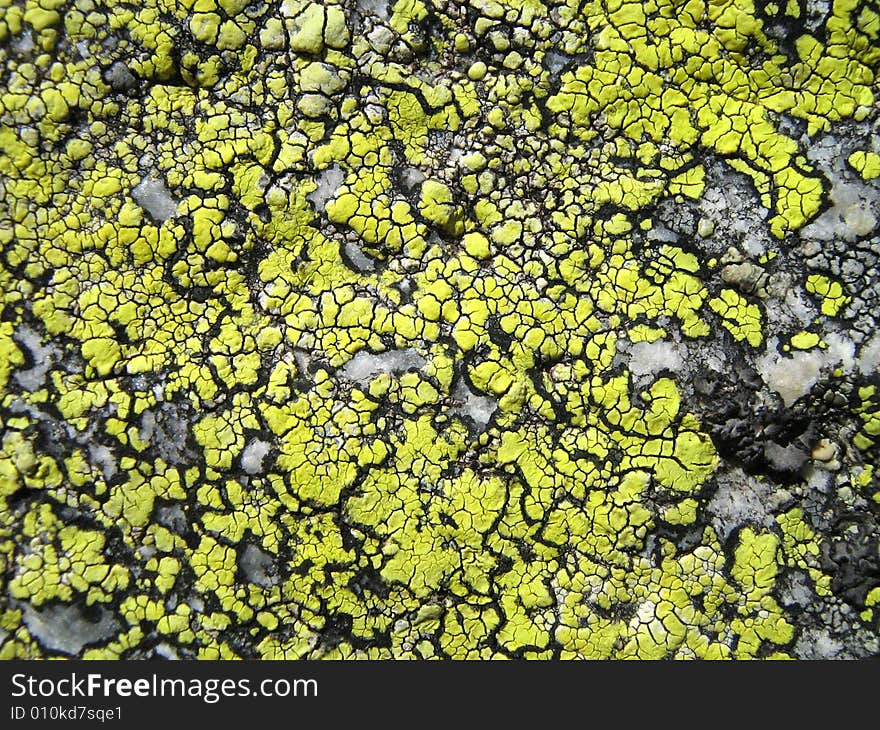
[342, 239, 376, 272]
[802, 132, 879, 242]
[132, 176, 178, 222]
[20, 602, 120, 656]
[795, 628, 845, 660]
[544, 50, 571, 76]
[707, 468, 782, 539]
[13, 325, 55, 391]
[341, 348, 426, 383]
[452, 378, 497, 428]
[627, 339, 684, 378]
[357, 0, 389, 19]
[307, 164, 345, 212]
[398, 165, 425, 192]
[88, 443, 117, 480]
[757, 334, 855, 406]
[238, 543, 276, 587]
[241, 439, 272, 475]
[801, 178, 877, 241]
[857, 333, 880, 375]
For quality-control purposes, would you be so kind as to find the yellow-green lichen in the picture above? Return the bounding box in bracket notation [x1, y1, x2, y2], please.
[0, 0, 877, 661]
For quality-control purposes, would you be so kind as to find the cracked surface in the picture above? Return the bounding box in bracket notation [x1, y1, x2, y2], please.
[1, 0, 880, 659]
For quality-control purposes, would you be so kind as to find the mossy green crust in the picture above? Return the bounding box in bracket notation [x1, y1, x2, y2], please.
[1, 0, 880, 659]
